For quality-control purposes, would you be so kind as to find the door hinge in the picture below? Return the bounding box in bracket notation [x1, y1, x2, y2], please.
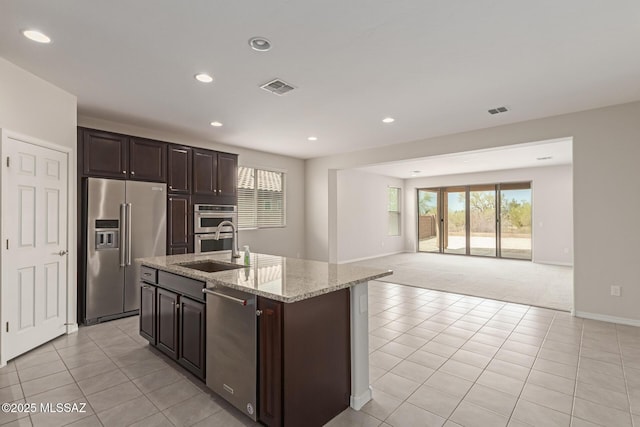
[5, 156, 9, 167]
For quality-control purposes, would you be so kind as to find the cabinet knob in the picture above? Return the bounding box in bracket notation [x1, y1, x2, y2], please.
[256, 310, 263, 317]
[169, 185, 173, 190]
[122, 170, 126, 174]
[131, 171, 135, 175]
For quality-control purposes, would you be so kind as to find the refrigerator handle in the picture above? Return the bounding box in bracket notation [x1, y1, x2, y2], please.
[119, 203, 127, 267]
[126, 203, 133, 266]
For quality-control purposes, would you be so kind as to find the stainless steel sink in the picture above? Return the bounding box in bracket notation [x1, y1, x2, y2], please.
[179, 261, 244, 273]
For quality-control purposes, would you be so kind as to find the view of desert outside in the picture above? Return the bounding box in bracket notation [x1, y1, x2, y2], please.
[418, 184, 531, 259]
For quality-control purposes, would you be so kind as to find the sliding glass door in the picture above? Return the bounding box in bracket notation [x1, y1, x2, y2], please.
[417, 189, 440, 252]
[443, 187, 466, 254]
[499, 183, 532, 259]
[417, 182, 531, 260]
[469, 185, 496, 257]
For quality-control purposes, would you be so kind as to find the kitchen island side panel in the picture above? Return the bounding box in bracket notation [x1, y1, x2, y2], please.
[282, 288, 350, 427]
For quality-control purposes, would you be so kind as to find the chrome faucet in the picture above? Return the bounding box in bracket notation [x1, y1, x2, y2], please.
[215, 220, 240, 258]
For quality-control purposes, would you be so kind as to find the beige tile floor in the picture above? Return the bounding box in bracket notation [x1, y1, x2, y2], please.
[1, 280, 639, 427]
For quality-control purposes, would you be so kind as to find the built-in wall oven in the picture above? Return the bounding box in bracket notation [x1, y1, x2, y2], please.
[194, 204, 237, 234]
[194, 204, 237, 253]
[195, 233, 234, 254]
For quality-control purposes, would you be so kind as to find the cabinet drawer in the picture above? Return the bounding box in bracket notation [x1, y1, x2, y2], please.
[158, 270, 205, 301]
[140, 266, 158, 284]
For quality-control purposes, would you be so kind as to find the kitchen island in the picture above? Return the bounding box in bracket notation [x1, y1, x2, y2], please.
[137, 252, 392, 427]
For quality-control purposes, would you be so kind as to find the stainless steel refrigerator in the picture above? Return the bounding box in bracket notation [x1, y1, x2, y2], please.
[85, 178, 166, 323]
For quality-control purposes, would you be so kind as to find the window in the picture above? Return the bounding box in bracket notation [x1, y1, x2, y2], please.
[237, 166, 286, 229]
[388, 187, 401, 236]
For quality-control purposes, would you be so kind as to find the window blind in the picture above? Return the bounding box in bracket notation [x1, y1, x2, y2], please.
[237, 166, 285, 229]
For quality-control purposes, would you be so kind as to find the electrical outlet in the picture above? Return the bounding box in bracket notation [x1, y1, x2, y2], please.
[611, 285, 621, 297]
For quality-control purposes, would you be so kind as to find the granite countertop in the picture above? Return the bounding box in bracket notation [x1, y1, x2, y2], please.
[137, 252, 393, 303]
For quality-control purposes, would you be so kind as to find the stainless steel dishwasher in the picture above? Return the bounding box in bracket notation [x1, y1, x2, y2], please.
[203, 286, 257, 421]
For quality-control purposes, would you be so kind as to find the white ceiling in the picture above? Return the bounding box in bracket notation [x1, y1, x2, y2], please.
[357, 138, 572, 179]
[1, 1, 639, 159]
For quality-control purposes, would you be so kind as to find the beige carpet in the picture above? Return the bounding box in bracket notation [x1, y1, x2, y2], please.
[349, 252, 573, 311]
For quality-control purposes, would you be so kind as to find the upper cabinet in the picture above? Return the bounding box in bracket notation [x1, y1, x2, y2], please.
[80, 128, 167, 182]
[81, 128, 128, 178]
[168, 145, 192, 194]
[129, 137, 167, 182]
[193, 148, 217, 196]
[193, 148, 238, 204]
[217, 152, 238, 200]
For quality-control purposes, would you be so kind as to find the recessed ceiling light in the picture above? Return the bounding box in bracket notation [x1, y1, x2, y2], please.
[195, 73, 213, 83]
[249, 37, 271, 52]
[210, 121, 223, 127]
[537, 156, 552, 161]
[382, 117, 395, 124]
[307, 136, 318, 141]
[410, 170, 421, 177]
[22, 30, 51, 44]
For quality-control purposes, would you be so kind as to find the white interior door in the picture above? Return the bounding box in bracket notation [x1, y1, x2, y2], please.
[1, 133, 68, 363]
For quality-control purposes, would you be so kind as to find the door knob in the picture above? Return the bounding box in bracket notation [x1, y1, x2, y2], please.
[58, 250, 68, 256]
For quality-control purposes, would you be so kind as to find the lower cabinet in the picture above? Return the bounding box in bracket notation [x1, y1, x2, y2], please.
[178, 296, 206, 378]
[157, 288, 179, 359]
[139, 271, 206, 380]
[139, 283, 156, 344]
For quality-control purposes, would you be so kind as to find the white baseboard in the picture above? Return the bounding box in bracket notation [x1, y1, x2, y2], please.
[66, 323, 79, 334]
[350, 386, 372, 410]
[339, 251, 404, 265]
[574, 311, 640, 327]
[532, 259, 573, 267]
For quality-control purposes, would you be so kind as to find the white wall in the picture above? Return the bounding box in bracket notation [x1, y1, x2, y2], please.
[336, 169, 404, 263]
[306, 101, 640, 324]
[78, 116, 305, 259]
[404, 165, 573, 266]
[0, 57, 78, 329]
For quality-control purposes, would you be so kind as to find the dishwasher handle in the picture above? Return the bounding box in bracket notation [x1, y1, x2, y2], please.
[203, 288, 248, 306]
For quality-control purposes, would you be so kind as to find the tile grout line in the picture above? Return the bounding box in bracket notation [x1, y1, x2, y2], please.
[617, 323, 636, 427]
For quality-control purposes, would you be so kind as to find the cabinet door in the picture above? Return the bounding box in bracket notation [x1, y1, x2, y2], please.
[139, 284, 156, 344]
[168, 246, 189, 255]
[217, 153, 238, 201]
[258, 297, 283, 427]
[129, 137, 167, 182]
[193, 148, 217, 196]
[178, 297, 206, 378]
[168, 145, 192, 193]
[82, 129, 128, 178]
[168, 195, 190, 248]
[157, 288, 179, 359]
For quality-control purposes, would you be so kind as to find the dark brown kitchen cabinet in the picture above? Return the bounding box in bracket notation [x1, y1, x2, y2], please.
[257, 289, 350, 427]
[129, 137, 167, 182]
[81, 128, 128, 178]
[168, 145, 192, 193]
[157, 288, 179, 359]
[139, 283, 156, 344]
[139, 269, 207, 380]
[258, 298, 283, 427]
[168, 194, 191, 252]
[178, 297, 206, 378]
[80, 128, 168, 182]
[193, 148, 238, 204]
[193, 148, 217, 196]
[217, 152, 238, 200]
[168, 246, 189, 255]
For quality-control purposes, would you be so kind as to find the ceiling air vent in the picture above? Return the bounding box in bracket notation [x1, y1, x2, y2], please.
[488, 106, 509, 115]
[260, 79, 296, 96]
